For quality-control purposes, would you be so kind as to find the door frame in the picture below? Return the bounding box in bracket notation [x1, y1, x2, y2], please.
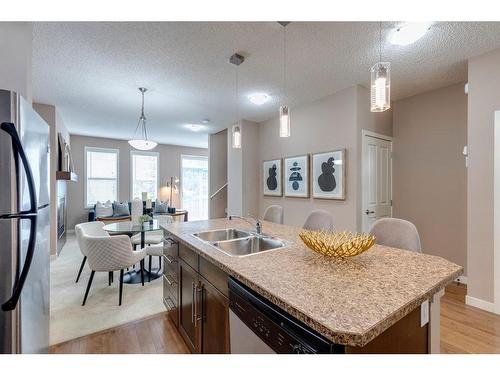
[361, 130, 394, 232]
[493, 111, 500, 314]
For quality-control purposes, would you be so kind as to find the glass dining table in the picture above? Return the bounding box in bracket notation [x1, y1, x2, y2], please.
[103, 220, 162, 284]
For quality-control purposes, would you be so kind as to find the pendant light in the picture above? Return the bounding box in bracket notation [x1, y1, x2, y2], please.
[279, 21, 291, 137]
[128, 87, 158, 150]
[370, 22, 391, 112]
[230, 53, 245, 149]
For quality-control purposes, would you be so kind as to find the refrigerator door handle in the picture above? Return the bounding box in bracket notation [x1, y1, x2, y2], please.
[0, 122, 39, 311]
[1, 215, 37, 311]
[0, 122, 38, 218]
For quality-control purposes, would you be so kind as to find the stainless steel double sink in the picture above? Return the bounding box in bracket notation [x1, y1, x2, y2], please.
[192, 228, 286, 257]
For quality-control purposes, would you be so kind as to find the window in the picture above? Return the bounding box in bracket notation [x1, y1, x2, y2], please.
[85, 147, 119, 207]
[181, 155, 208, 221]
[131, 151, 159, 200]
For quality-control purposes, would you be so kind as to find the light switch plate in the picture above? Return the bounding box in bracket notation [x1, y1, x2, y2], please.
[420, 300, 429, 327]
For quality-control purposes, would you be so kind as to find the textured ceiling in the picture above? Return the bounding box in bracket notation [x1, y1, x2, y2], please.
[32, 22, 500, 148]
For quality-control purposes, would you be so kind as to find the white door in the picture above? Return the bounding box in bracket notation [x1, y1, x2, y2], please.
[362, 132, 393, 232]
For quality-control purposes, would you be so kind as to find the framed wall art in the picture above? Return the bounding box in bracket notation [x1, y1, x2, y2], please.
[312, 149, 346, 200]
[263, 159, 282, 196]
[284, 154, 310, 198]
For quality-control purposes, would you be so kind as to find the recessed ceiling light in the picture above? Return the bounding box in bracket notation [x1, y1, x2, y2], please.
[201, 119, 210, 124]
[185, 124, 203, 132]
[389, 22, 432, 46]
[248, 93, 270, 105]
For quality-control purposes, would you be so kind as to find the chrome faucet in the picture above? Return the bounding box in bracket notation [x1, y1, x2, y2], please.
[229, 215, 262, 235]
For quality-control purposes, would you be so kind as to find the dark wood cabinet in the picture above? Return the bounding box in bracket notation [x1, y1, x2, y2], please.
[199, 275, 230, 354]
[178, 259, 199, 353]
[174, 242, 230, 354]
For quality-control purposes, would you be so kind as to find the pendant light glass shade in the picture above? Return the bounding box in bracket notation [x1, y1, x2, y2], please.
[128, 139, 158, 150]
[232, 124, 241, 149]
[279, 105, 290, 137]
[370, 62, 391, 112]
[129, 87, 157, 150]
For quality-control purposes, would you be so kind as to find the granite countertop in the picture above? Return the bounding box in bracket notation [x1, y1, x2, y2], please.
[162, 218, 463, 347]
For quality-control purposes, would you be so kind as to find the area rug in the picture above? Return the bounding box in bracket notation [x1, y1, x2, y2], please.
[50, 232, 164, 345]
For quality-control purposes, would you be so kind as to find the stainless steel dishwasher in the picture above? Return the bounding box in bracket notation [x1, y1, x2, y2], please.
[228, 277, 343, 354]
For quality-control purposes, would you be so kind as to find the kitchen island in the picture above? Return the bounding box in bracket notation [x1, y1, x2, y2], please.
[161, 218, 462, 354]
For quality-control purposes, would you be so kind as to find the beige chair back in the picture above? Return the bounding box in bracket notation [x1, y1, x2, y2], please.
[83, 234, 147, 272]
[131, 198, 143, 225]
[75, 221, 107, 256]
[263, 205, 284, 224]
[369, 218, 422, 252]
[303, 210, 334, 231]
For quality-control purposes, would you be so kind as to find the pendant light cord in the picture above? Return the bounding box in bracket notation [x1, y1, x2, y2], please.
[379, 21, 382, 63]
[141, 90, 148, 140]
[132, 88, 149, 141]
[236, 63, 239, 122]
[283, 24, 286, 102]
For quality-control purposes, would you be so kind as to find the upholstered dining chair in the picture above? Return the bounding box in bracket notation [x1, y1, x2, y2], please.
[81, 234, 148, 306]
[142, 215, 173, 281]
[130, 198, 143, 225]
[74, 221, 107, 283]
[145, 243, 163, 282]
[303, 210, 334, 231]
[263, 205, 284, 224]
[130, 197, 164, 248]
[368, 218, 422, 252]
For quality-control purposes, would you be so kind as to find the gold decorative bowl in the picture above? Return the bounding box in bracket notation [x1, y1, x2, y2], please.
[299, 230, 376, 258]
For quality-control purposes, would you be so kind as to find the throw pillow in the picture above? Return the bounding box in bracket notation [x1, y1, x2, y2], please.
[113, 201, 130, 217]
[153, 198, 169, 214]
[95, 200, 113, 218]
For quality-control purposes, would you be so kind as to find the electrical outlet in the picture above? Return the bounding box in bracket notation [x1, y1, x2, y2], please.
[420, 300, 429, 327]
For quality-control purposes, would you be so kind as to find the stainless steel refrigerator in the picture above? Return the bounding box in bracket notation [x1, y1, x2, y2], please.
[0, 89, 50, 354]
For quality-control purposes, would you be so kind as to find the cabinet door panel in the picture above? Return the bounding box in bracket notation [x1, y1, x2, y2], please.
[178, 260, 199, 352]
[200, 276, 230, 354]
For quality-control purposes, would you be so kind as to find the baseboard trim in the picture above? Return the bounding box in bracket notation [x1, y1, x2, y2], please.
[465, 295, 495, 313]
[455, 275, 467, 284]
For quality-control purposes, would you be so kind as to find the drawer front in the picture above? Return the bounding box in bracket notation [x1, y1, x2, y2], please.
[163, 273, 178, 303]
[163, 296, 178, 327]
[163, 237, 179, 258]
[199, 256, 228, 297]
[179, 243, 198, 271]
[163, 254, 178, 282]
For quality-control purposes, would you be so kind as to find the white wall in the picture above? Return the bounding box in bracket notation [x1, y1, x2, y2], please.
[467, 47, 500, 308]
[226, 120, 260, 217]
[0, 22, 32, 102]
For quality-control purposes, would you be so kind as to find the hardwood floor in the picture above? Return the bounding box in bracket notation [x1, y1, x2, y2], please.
[49, 312, 189, 354]
[441, 283, 500, 353]
[50, 284, 500, 354]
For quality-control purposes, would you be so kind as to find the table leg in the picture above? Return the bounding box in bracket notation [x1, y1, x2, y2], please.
[141, 231, 145, 248]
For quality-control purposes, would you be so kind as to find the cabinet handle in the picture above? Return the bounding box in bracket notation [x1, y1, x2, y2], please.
[163, 274, 175, 286]
[191, 282, 195, 323]
[164, 237, 177, 246]
[163, 255, 176, 264]
[196, 285, 203, 323]
[164, 297, 175, 310]
[194, 283, 199, 327]
[200, 285, 205, 323]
